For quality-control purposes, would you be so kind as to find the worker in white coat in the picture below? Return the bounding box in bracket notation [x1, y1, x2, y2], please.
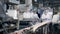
[23, 9, 39, 25]
[52, 12, 60, 34]
[41, 7, 53, 34]
[41, 7, 53, 22]
[23, 9, 39, 19]
[52, 11, 60, 24]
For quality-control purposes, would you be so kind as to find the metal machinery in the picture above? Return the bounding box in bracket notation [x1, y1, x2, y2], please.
[0, 0, 20, 34]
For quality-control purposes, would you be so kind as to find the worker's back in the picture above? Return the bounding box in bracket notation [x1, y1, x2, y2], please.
[37, 8, 44, 18]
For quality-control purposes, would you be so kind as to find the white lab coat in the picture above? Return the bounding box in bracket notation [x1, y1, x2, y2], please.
[41, 9, 53, 22]
[23, 12, 38, 19]
[52, 14, 59, 24]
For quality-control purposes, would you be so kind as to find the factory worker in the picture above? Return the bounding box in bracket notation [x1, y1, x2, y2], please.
[41, 7, 53, 22]
[52, 12, 60, 24]
[41, 7, 53, 34]
[37, 7, 44, 18]
[52, 12, 60, 34]
[23, 9, 39, 19]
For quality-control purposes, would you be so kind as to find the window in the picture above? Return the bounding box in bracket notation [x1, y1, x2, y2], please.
[20, 0, 25, 4]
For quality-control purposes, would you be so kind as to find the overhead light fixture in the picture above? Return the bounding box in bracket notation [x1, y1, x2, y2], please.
[34, 0, 37, 2]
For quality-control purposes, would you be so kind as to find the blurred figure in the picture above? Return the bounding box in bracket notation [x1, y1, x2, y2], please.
[41, 7, 53, 34]
[52, 12, 60, 34]
[23, 9, 39, 25]
[41, 7, 53, 22]
[23, 9, 39, 19]
[37, 7, 44, 18]
[52, 12, 60, 24]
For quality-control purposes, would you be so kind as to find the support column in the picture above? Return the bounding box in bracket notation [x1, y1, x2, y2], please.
[25, 0, 32, 12]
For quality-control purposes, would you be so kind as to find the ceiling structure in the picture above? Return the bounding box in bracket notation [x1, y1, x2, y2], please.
[35, 0, 60, 7]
